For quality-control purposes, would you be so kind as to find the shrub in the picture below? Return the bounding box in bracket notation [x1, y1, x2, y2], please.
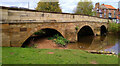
[109, 22, 118, 32]
[118, 23, 120, 31]
[34, 30, 45, 35]
[62, 38, 70, 43]
[48, 34, 70, 46]
[54, 34, 59, 38]
[54, 39, 66, 45]
[48, 37, 55, 40]
[75, 26, 79, 30]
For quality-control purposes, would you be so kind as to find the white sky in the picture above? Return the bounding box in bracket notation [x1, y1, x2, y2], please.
[0, 0, 120, 13]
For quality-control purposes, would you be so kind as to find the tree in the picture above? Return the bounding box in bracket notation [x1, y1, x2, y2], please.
[36, 0, 62, 12]
[74, 0, 94, 16]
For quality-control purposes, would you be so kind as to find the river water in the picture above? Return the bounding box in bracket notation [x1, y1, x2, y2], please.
[67, 35, 119, 54]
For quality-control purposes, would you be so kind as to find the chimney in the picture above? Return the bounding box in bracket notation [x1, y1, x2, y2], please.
[95, 2, 100, 9]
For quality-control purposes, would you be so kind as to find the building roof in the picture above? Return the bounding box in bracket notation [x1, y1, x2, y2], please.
[104, 4, 116, 9]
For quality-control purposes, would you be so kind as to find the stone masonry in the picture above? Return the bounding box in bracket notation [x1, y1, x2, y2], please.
[0, 6, 110, 47]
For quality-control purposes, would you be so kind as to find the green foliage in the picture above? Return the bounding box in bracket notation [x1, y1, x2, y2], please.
[57, 37, 70, 43]
[108, 22, 120, 32]
[54, 34, 60, 38]
[75, 26, 79, 30]
[34, 30, 45, 35]
[48, 37, 55, 40]
[36, 0, 62, 12]
[73, 0, 94, 16]
[48, 34, 70, 46]
[54, 39, 65, 45]
[118, 23, 120, 31]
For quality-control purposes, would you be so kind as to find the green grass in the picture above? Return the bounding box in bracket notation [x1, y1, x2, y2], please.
[2, 47, 118, 64]
[0, 47, 2, 66]
[118, 53, 120, 66]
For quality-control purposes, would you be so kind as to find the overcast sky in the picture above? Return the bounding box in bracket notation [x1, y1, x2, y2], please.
[0, 0, 120, 13]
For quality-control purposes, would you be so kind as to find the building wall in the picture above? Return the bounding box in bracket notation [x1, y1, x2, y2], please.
[95, 3, 117, 20]
[117, 9, 120, 23]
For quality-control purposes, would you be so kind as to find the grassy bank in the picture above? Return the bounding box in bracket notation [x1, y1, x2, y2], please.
[2, 47, 118, 64]
[119, 53, 120, 66]
[108, 22, 120, 33]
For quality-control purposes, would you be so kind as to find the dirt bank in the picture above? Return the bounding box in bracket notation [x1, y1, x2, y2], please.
[34, 38, 68, 49]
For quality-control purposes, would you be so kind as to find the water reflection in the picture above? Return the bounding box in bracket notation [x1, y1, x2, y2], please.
[68, 35, 118, 54]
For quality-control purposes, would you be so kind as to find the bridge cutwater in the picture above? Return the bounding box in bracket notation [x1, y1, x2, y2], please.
[0, 6, 111, 47]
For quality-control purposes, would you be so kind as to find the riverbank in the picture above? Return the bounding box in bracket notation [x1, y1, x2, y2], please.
[35, 38, 68, 49]
[2, 47, 118, 64]
[108, 22, 120, 34]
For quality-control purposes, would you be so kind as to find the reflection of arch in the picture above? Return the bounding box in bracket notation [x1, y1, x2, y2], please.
[77, 26, 94, 41]
[77, 36, 94, 49]
[21, 27, 64, 47]
[100, 25, 107, 36]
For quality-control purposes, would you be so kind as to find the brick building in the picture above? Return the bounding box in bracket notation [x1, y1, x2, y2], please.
[95, 3, 117, 22]
[117, 1, 120, 23]
[116, 8, 120, 23]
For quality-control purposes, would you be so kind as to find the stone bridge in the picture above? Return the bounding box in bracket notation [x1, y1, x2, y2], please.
[0, 6, 111, 47]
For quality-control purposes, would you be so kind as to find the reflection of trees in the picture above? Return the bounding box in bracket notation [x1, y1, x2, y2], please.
[88, 35, 117, 50]
[67, 36, 94, 50]
[68, 35, 118, 51]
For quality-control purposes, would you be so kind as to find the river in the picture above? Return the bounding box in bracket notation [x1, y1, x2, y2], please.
[67, 35, 119, 54]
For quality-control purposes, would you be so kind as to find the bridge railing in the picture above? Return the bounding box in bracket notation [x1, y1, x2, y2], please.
[0, 6, 110, 23]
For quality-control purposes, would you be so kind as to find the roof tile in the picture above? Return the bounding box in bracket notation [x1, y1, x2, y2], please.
[104, 5, 116, 9]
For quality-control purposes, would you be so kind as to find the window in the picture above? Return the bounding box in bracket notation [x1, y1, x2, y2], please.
[104, 14, 106, 18]
[104, 13, 106, 15]
[114, 10, 116, 18]
[109, 10, 111, 13]
[104, 9, 106, 12]
[100, 14, 102, 17]
[104, 13, 106, 18]
[114, 10, 116, 15]
[114, 10, 116, 13]
[104, 15, 106, 18]
[109, 13, 111, 18]
[97, 8, 99, 11]
[99, 9, 102, 12]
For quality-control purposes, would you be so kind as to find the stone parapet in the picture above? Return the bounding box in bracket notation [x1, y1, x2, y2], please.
[0, 8, 109, 23]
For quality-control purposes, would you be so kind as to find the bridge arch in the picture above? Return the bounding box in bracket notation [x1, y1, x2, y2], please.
[21, 27, 65, 47]
[77, 25, 94, 41]
[78, 25, 95, 35]
[100, 25, 107, 36]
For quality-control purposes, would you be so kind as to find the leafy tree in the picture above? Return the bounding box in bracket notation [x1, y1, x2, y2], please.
[74, 0, 94, 16]
[36, 0, 62, 12]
